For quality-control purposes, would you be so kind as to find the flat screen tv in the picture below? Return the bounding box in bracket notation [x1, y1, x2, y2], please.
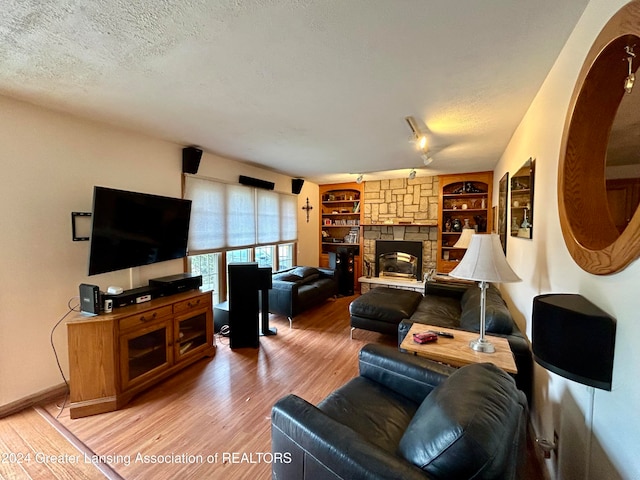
[88, 186, 192, 276]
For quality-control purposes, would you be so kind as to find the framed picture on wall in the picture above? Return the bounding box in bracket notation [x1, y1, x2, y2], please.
[498, 172, 509, 253]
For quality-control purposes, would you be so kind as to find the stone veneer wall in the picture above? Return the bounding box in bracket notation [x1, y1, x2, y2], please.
[362, 177, 439, 278]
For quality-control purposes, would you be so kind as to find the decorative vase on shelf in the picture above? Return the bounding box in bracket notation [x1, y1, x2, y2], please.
[445, 218, 452, 232]
[452, 219, 462, 232]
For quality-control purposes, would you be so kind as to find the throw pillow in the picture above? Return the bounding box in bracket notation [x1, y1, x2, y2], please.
[290, 266, 319, 278]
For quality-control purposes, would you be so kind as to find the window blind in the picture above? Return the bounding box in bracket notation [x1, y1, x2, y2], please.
[184, 175, 298, 254]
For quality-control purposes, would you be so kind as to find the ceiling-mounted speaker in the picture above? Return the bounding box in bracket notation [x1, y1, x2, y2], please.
[182, 147, 203, 174]
[239, 175, 275, 190]
[292, 178, 304, 194]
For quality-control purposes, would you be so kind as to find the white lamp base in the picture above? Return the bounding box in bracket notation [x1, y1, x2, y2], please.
[469, 338, 495, 353]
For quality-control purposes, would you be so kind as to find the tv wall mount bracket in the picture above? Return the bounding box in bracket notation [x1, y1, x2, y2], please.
[71, 211, 91, 241]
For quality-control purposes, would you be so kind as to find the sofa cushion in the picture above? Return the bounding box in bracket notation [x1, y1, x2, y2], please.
[318, 376, 418, 453]
[459, 285, 513, 334]
[272, 272, 300, 282]
[398, 363, 524, 478]
[290, 266, 320, 279]
[412, 295, 461, 325]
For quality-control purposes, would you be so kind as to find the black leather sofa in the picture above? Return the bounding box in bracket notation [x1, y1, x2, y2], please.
[349, 282, 532, 402]
[268, 266, 338, 327]
[271, 344, 528, 480]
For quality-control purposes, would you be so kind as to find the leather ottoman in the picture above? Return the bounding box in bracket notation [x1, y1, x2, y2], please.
[349, 287, 423, 335]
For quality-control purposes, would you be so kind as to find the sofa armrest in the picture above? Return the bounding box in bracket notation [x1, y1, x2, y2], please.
[317, 267, 336, 278]
[271, 394, 428, 480]
[358, 344, 455, 404]
[268, 280, 298, 317]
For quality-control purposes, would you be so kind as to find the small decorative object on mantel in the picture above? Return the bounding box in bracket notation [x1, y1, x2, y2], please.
[302, 197, 313, 223]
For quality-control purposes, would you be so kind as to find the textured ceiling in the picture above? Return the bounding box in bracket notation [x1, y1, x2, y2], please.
[0, 0, 589, 184]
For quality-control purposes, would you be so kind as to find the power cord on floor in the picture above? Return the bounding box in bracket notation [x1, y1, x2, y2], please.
[215, 324, 230, 346]
[50, 297, 80, 418]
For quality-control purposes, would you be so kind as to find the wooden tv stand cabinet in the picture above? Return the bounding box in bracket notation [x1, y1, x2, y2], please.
[67, 289, 215, 419]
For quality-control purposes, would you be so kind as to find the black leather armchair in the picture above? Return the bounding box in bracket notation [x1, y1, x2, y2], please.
[271, 344, 528, 480]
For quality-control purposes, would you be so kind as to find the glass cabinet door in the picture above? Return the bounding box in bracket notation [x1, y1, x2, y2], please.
[120, 322, 171, 389]
[175, 311, 209, 361]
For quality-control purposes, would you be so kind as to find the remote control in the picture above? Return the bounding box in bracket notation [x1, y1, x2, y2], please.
[429, 330, 455, 339]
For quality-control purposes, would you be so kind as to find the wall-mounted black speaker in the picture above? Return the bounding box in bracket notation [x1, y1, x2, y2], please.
[182, 147, 203, 174]
[239, 175, 275, 190]
[532, 293, 616, 391]
[292, 178, 305, 194]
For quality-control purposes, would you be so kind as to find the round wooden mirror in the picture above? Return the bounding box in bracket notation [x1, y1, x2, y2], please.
[558, 1, 640, 275]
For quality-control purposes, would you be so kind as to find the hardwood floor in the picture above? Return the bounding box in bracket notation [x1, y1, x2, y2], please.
[3, 295, 544, 479]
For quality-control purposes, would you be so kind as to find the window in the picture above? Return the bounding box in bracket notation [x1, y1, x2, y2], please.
[183, 175, 298, 302]
[188, 253, 221, 304]
[255, 245, 275, 269]
[278, 244, 294, 270]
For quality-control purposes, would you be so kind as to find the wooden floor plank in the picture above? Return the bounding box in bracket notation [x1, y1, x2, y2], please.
[3, 295, 543, 479]
[43, 296, 391, 479]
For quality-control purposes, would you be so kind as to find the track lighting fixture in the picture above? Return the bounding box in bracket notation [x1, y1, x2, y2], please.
[422, 153, 433, 166]
[405, 116, 428, 151]
[408, 169, 417, 180]
[356, 174, 364, 184]
[625, 45, 636, 94]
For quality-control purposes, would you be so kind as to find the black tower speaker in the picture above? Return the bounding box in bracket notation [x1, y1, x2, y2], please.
[182, 147, 202, 174]
[239, 175, 275, 190]
[257, 267, 276, 336]
[228, 262, 260, 348]
[329, 246, 355, 296]
[292, 178, 304, 194]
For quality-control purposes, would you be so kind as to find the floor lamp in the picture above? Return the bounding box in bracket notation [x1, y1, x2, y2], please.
[449, 234, 521, 353]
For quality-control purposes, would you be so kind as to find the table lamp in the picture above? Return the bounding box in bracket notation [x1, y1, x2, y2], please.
[449, 234, 521, 353]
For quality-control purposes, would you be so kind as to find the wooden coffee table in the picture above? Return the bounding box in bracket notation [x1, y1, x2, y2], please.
[400, 323, 517, 374]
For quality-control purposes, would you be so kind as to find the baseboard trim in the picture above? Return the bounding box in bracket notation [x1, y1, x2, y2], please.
[528, 419, 553, 480]
[0, 383, 68, 419]
[35, 406, 124, 480]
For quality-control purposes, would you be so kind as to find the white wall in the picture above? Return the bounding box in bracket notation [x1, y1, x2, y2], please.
[0, 95, 318, 407]
[495, 1, 640, 478]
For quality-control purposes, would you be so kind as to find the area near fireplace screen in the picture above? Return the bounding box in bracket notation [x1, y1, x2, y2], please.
[375, 240, 423, 280]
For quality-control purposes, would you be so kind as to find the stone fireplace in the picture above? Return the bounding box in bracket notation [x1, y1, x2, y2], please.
[361, 177, 439, 280]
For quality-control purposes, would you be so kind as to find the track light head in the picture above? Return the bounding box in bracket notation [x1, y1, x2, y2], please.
[408, 169, 417, 180]
[356, 174, 364, 184]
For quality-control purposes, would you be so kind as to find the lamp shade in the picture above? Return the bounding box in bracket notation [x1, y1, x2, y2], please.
[449, 234, 521, 283]
[453, 228, 475, 249]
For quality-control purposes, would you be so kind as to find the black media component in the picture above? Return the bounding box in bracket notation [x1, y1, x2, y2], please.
[182, 146, 202, 174]
[228, 263, 260, 349]
[149, 273, 202, 296]
[88, 187, 192, 276]
[329, 246, 355, 296]
[103, 285, 161, 308]
[79, 283, 101, 314]
[238, 175, 275, 190]
[532, 293, 616, 391]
